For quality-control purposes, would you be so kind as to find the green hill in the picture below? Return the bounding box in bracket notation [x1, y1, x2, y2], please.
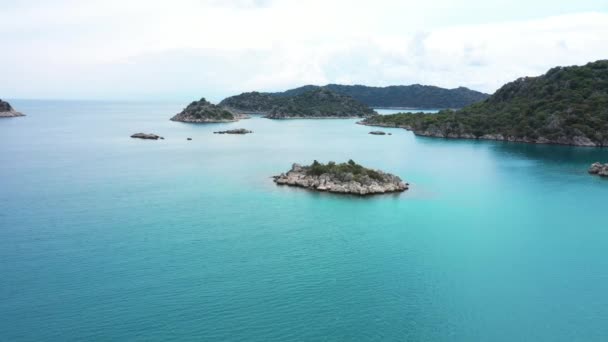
[265, 89, 377, 119]
[361, 60, 608, 147]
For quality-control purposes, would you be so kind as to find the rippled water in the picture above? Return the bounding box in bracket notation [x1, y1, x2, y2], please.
[1, 100, 608, 341]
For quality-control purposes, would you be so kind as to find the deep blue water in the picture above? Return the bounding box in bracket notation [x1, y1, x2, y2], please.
[2, 100, 608, 341]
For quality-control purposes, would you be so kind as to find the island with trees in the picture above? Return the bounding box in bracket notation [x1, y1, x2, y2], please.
[264, 89, 377, 119]
[221, 84, 489, 111]
[171, 98, 246, 123]
[273, 160, 408, 195]
[360, 60, 608, 147]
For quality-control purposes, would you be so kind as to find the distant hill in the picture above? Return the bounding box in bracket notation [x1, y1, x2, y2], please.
[270, 84, 489, 108]
[219, 92, 275, 113]
[265, 88, 377, 119]
[361, 60, 608, 147]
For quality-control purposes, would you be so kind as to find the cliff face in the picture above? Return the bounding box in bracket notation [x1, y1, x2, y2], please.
[171, 98, 240, 123]
[265, 89, 377, 119]
[0, 99, 24, 117]
[361, 60, 608, 147]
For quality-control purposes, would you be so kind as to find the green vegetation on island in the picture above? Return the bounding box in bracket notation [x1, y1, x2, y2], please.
[171, 98, 241, 123]
[218, 92, 275, 113]
[271, 84, 489, 108]
[362, 60, 608, 147]
[265, 88, 377, 118]
[220, 84, 489, 112]
[273, 160, 408, 195]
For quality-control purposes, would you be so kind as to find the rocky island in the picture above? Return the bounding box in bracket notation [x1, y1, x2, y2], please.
[273, 160, 408, 195]
[171, 98, 246, 123]
[131, 133, 161, 140]
[361, 60, 608, 147]
[265, 89, 377, 119]
[214, 128, 253, 134]
[588, 162, 608, 177]
[0, 99, 24, 118]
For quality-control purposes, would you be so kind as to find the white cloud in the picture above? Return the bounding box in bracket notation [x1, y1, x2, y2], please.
[0, 1, 607, 101]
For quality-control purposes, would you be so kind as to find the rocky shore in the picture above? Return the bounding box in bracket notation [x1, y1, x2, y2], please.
[273, 161, 408, 195]
[358, 121, 604, 146]
[214, 128, 253, 134]
[0, 99, 24, 117]
[588, 162, 608, 177]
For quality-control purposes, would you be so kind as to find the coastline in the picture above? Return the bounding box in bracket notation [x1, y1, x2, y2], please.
[357, 121, 607, 147]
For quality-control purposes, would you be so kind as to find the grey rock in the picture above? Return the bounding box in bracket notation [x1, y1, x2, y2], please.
[0, 99, 24, 118]
[131, 133, 160, 140]
[214, 128, 253, 134]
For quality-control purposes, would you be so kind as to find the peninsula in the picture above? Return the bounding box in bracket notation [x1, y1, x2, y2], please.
[361, 60, 608, 147]
[171, 98, 245, 123]
[0, 99, 24, 118]
[273, 160, 408, 195]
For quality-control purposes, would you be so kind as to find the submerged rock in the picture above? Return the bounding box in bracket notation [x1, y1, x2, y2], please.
[588, 162, 608, 177]
[214, 128, 253, 134]
[131, 133, 160, 140]
[0, 99, 24, 118]
[273, 160, 408, 195]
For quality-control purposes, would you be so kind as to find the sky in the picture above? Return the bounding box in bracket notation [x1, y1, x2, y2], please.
[1, 0, 608, 102]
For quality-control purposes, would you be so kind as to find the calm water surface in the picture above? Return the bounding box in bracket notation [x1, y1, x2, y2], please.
[1, 100, 608, 341]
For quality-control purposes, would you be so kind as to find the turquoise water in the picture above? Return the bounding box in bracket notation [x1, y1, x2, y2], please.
[2, 100, 608, 341]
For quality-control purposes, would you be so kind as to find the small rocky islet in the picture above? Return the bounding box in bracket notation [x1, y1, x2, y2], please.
[131, 133, 162, 140]
[273, 160, 408, 195]
[588, 162, 608, 177]
[0, 99, 24, 118]
[214, 128, 253, 134]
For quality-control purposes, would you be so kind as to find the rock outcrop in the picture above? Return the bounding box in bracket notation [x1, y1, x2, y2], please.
[171, 98, 246, 123]
[131, 133, 160, 140]
[213, 128, 253, 134]
[588, 162, 608, 177]
[273, 160, 408, 195]
[0, 99, 24, 117]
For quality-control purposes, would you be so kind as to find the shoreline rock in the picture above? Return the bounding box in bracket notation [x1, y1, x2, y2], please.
[588, 162, 608, 177]
[131, 133, 160, 140]
[273, 161, 408, 195]
[214, 128, 253, 134]
[0, 99, 24, 118]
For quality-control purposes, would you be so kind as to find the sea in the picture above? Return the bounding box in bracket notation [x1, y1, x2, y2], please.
[1, 99, 608, 341]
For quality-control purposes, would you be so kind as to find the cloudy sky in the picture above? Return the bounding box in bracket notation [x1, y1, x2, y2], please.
[2, 0, 607, 102]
